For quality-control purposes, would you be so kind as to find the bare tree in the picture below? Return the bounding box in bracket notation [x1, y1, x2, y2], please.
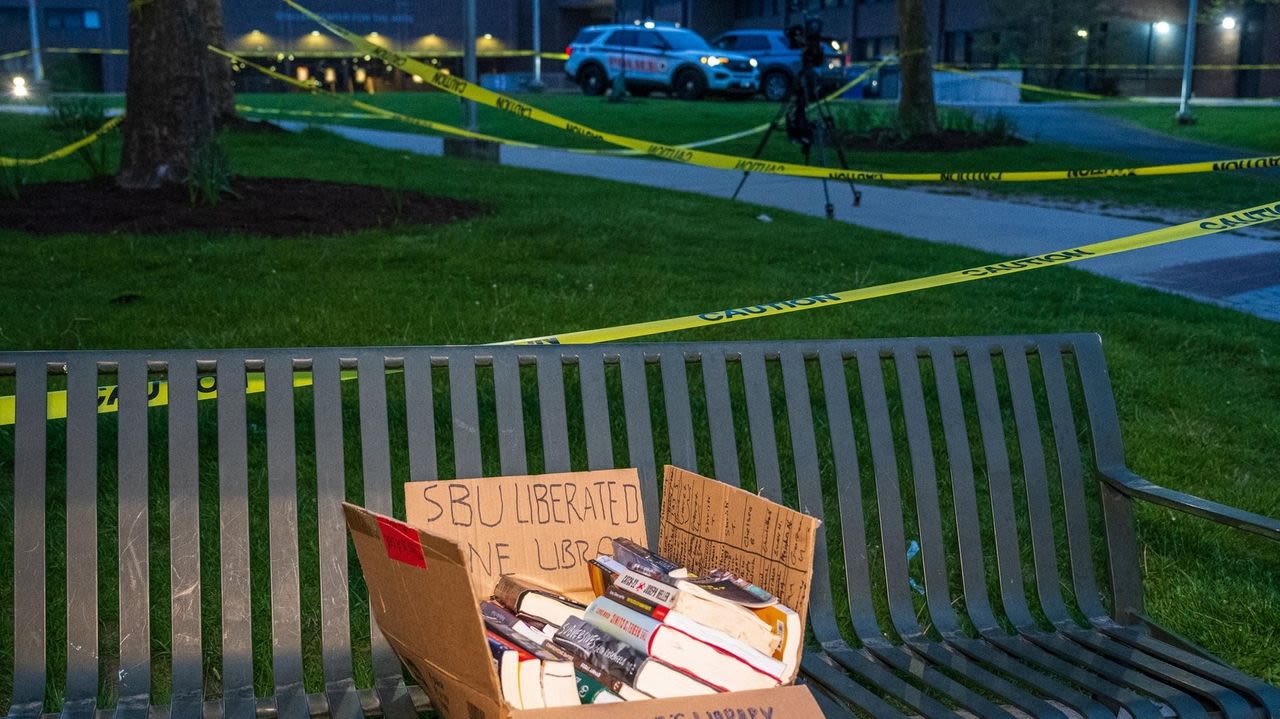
[117, 0, 216, 188]
[201, 0, 237, 127]
[896, 0, 939, 135]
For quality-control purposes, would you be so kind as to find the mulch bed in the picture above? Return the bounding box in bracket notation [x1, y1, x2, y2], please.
[0, 177, 485, 237]
[837, 128, 1027, 152]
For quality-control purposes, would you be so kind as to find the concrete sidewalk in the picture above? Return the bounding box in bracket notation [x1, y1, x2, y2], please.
[963, 103, 1279, 172]
[299, 122, 1280, 324]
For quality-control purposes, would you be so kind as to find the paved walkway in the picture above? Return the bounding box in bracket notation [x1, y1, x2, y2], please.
[296, 122, 1280, 323]
[962, 102, 1278, 171]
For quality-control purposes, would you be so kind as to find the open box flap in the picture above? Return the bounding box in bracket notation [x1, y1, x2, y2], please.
[343, 503, 504, 705]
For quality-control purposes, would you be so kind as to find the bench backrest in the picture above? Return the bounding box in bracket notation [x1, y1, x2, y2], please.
[0, 335, 1141, 719]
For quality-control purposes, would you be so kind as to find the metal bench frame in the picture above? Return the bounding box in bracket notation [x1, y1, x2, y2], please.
[2, 334, 1277, 719]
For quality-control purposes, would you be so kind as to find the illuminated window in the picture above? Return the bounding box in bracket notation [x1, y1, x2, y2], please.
[46, 8, 101, 30]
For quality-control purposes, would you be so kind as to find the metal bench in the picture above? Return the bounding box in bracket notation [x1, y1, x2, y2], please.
[2, 334, 1277, 719]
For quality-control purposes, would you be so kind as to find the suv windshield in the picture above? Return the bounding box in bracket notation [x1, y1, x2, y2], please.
[661, 31, 710, 51]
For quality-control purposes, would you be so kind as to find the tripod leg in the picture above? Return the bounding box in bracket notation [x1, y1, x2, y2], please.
[814, 123, 835, 219]
[731, 101, 790, 201]
[816, 101, 862, 208]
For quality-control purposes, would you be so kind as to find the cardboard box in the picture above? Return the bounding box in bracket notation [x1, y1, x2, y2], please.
[342, 465, 825, 719]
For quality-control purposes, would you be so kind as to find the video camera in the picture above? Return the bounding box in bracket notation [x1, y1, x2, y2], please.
[783, 2, 826, 72]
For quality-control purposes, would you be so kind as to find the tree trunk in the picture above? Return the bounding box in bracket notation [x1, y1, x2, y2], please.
[896, 0, 939, 136]
[201, 0, 237, 127]
[117, 0, 215, 189]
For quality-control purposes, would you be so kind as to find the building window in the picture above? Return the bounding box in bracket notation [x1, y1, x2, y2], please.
[46, 8, 101, 30]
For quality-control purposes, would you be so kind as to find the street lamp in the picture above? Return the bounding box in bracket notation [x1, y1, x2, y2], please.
[25, 0, 43, 82]
[1221, 16, 1236, 30]
[1175, 0, 1197, 124]
[1153, 20, 1171, 34]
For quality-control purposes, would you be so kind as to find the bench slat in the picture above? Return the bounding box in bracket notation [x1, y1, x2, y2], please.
[814, 348, 881, 642]
[700, 350, 739, 487]
[265, 357, 307, 719]
[217, 359, 257, 719]
[63, 358, 100, 719]
[166, 359, 203, 719]
[447, 354, 483, 479]
[116, 358, 152, 718]
[356, 352, 415, 719]
[312, 357, 363, 719]
[403, 353, 438, 483]
[617, 349, 659, 545]
[578, 352, 614, 471]
[492, 352, 528, 476]
[659, 352, 697, 473]
[11, 358, 48, 719]
[740, 349, 781, 501]
[535, 352, 571, 474]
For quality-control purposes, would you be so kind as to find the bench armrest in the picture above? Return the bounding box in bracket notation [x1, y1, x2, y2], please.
[1101, 468, 1280, 541]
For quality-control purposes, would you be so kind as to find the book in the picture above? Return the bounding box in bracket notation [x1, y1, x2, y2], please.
[611, 537, 682, 579]
[596, 555, 781, 657]
[498, 650, 544, 709]
[575, 671, 625, 704]
[675, 568, 777, 608]
[553, 616, 714, 699]
[480, 601, 563, 660]
[540, 659, 580, 708]
[494, 575, 587, 629]
[584, 597, 782, 692]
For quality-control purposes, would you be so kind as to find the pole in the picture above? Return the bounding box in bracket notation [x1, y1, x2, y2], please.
[464, 0, 478, 130]
[1176, 0, 1198, 123]
[531, 0, 543, 88]
[26, 0, 43, 82]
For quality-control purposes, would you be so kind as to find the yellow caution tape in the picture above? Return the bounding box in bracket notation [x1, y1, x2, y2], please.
[3, 198, 1278, 425]
[43, 47, 128, 55]
[0, 48, 32, 61]
[945, 61, 1280, 71]
[220, 44, 888, 157]
[277, 0, 1280, 183]
[0, 114, 123, 167]
[31, 46, 566, 60]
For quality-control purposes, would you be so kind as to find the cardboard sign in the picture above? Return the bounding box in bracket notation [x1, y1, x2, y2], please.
[404, 469, 647, 600]
[346, 467, 825, 719]
[657, 466, 820, 633]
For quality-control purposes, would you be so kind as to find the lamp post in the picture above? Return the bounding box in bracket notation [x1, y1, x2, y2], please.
[531, 0, 543, 88]
[464, 0, 477, 130]
[1176, 0, 1198, 124]
[26, 0, 44, 82]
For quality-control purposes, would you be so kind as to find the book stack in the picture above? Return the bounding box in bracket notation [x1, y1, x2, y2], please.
[482, 538, 802, 708]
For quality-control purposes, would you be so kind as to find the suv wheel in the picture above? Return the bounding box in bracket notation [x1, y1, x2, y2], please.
[673, 68, 707, 100]
[762, 70, 791, 102]
[579, 63, 607, 96]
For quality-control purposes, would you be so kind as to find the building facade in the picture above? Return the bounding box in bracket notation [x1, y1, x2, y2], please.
[1, 0, 1276, 96]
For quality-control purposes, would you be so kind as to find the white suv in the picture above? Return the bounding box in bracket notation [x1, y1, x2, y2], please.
[564, 23, 759, 100]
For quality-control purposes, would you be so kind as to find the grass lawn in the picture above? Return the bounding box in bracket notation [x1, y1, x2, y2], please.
[84, 90, 1280, 216]
[0, 112, 1278, 710]
[1091, 104, 1280, 154]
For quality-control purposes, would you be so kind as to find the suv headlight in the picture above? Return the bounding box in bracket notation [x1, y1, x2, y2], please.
[699, 56, 730, 66]
[749, 58, 758, 67]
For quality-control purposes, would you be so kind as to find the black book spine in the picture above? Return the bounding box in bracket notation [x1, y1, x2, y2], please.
[552, 617, 646, 686]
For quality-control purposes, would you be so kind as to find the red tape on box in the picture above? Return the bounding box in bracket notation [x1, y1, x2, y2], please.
[377, 516, 427, 569]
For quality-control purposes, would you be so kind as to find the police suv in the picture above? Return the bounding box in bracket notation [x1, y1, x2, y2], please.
[564, 22, 759, 100]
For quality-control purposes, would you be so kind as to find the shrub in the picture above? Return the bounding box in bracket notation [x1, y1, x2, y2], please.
[46, 97, 112, 179]
[186, 139, 238, 207]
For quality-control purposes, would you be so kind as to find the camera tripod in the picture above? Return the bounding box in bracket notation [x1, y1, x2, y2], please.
[730, 63, 861, 219]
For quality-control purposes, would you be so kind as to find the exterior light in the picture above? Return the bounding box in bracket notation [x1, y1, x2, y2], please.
[310, 30, 321, 36]
[482, 33, 493, 39]
[830, 40, 840, 51]
[412, 74, 424, 83]
[1153, 21, 1171, 35]
[1221, 16, 1236, 29]
[12, 76, 28, 98]
[749, 57, 758, 67]
[12, 76, 25, 87]
[1076, 28, 1088, 38]
[643, 20, 655, 28]
[369, 31, 379, 37]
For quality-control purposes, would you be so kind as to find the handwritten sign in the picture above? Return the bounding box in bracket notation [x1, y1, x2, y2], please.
[404, 469, 647, 599]
[657, 466, 819, 631]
